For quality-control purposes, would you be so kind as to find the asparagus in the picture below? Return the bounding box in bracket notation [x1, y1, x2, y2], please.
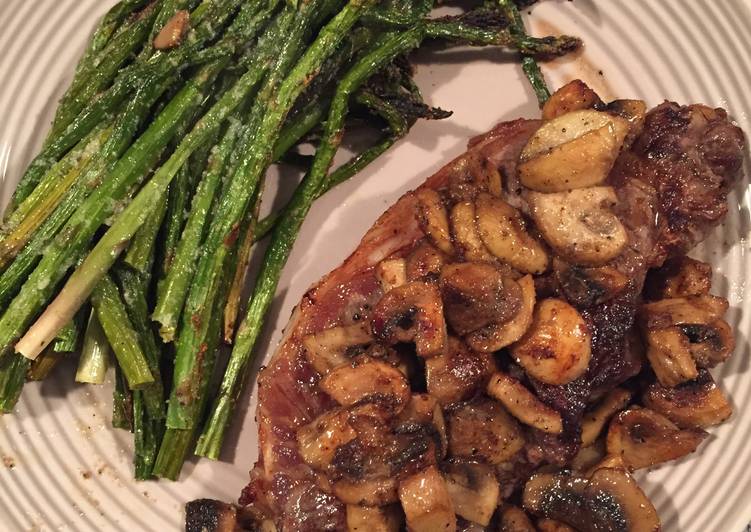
[195, 13, 556, 457]
[498, 0, 550, 105]
[112, 364, 134, 431]
[91, 275, 154, 389]
[75, 310, 110, 385]
[26, 349, 64, 382]
[168, 0, 372, 430]
[53, 307, 86, 354]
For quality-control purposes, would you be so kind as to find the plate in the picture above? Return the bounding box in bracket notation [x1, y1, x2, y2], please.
[0, 1, 750, 530]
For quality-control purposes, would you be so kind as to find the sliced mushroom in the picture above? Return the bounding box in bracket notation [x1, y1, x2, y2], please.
[605, 99, 647, 146]
[398, 466, 457, 532]
[643, 372, 732, 429]
[499, 505, 536, 532]
[320, 357, 410, 414]
[439, 262, 522, 335]
[406, 241, 447, 281]
[396, 394, 448, 458]
[642, 327, 699, 387]
[334, 476, 399, 506]
[297, 408, 357, 470]
[450, 201, 495, 262]
[536, 519, 578, 532]
[585, 453, 627, 477]
[447, 398, 525, 464]
[346, 504, 402, 532]
[528, 187, 628, 266]
[425, 336, 495, 406]
[644, 256, 712, 300]
[570, 440, 607, 472]
[511, 298, 591, 385]
[415, 188, 454, 255]
[554, 259, 629, 307]
[302, 323, 372, 375]
[606, 407, 708, 470]
[580, 388, 632, 446]
[444, 461, 500, 526]
[375, 258, 407, 292]
[523, 469, 660, 532]
[541, 80, 602, 120]
[519, 110, 630, 192]
[475, 193, 549, 274]
[486, 372, 563, 434]
[466, 274, 536, 353]
[371, 281, 447, 357]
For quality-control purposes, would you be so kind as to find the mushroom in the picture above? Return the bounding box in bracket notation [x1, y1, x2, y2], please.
[475, 193, 549, 275]
[443, 461, 500, 526]
[334, 476, 399, 506]
[406, 241, 448, 281]
[527, 187, 628, 266]
[499, 505, 536, 532]
[425, 336, 495, 406]
[446, 154, 501, 202]
[605, 99, 647, 146]
[554, 259, 629, 307]
[571, 440, 607, 472]
[320, 357, 410, 414]
[486, 372, 563, 434]
[446, 398, 525, 464]
[302, 322, 372, 375]
[466, 274, 536, 353]
[580, 388, 632, 446]
[415, 188, 454, 255]
[375, 258, 407, 292]
[510, 298, 591, 385]
[523, 469, 660, 532]
[519, 110, 630, 192]
[439, 262, 522, 335]
[396, 394, 448, 458]
[297, 408, 357, 470]
[643, 371, 732, 429]
[536, 519, 578, 532]
[398, 466, 457, 532]
[450, 201, 496, 262]
[346, 505, 402, 532]
[640, 295, 734, 385]
[541, 80, 602, 120]
[644, 256, 713, 300]
[371, 281, 447, 357]
[606, 407, 708, 470]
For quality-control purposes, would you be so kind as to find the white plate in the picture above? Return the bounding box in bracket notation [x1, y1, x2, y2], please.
[1, 1, 750, 530]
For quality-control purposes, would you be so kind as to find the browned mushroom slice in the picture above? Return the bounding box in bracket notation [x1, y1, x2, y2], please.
[519, 110, 630, 192]
[554, 259, 629, 307]
[375, 258, 407, 292]
[425, 336, 495, 406]
[320, 357, 410, 414]
[642, 327, 699, 387]
[606, 407, 708, 470]
[486, 372, 563, 434]
[571, 440, 607, 472]
[371, 281, 447, 357]
[466, 274, 536, 353]
[527, 187, 628, 266]
[541, 80, 602, 120]
[443, 461, 500, 526]
[302, 323, 372, 375]
[346, 504, 402, 532]
[580, 388, 632, 446]
[475, 193, 549, 274]
[499, 505, 536, 532]
[415, 188, 454, 255]
[510, 298, 591, 385]
[643, 372, 732, 429]
[605, 99, 647, 146]
[523, 469, 660, 532]
[643, 256, 712, 300]
[439, 262, 522, 335]
[536, 519, 578, 532]
[398, 466, 457, 532]
[333, 476, 399, 506]
[450, 201, 496, 263]
[406, 241, 447, 281]
[297, 409, 357, 470]
[447, 398, 525, 464]
[396, 394, 448, 458]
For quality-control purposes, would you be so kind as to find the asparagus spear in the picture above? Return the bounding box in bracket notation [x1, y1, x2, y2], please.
[26, 349, 64, 382]
[112, 365, 134, 431]
[53, 307, 86, 354]
[75, 310, 111, 385]
[195, 12, 564, 457]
